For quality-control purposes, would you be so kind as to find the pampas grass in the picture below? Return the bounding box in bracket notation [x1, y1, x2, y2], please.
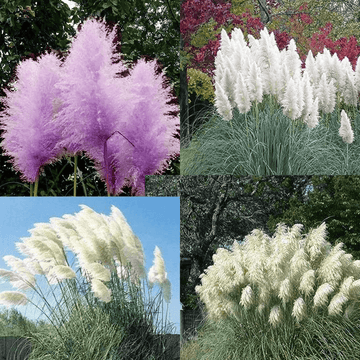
[181, 102, 360, 175]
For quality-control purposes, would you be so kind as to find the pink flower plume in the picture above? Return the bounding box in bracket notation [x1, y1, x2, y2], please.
[1, 53, 64, 182]
[57, 19, 179, 195]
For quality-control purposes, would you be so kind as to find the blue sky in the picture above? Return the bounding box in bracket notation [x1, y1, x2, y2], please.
[0, 197, 180, 333]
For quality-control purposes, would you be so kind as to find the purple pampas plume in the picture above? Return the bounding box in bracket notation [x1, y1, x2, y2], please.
[56, 19, 135, 195]
[121, 59, 180, 195]
[56, 19, 179, 195]
[0, 53, 64, 184]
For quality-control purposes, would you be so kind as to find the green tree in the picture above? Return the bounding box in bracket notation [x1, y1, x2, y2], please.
[0, 0, 75, 96]
[268, 176, 360, 260]
[0, 308, 37, 336]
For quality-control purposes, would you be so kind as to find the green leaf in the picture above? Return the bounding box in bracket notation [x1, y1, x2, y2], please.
[102, 2, 111, 10]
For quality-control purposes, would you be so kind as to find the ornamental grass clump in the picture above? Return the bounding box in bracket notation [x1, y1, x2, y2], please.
[181, 26, 360, 176]
[0, 205, 174, 360]
[192, 223, 360, 359]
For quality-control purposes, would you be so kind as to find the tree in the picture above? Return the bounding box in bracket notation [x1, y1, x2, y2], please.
[0, 0, 75, 97]
[0, 308, 37, 336]
[268, 176, 360, 260]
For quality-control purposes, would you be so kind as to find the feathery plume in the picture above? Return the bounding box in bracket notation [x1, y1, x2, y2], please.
[148, 246, 171, 303]
[0, 291, 28, 307]
[91, 279, 112, 303]
[0, 53, 64, 182]
[339, 110, 354, 144]
[215, 82, 233, 121]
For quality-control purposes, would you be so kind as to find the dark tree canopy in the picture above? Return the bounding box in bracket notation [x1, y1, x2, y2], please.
[269, 175, 360, 260]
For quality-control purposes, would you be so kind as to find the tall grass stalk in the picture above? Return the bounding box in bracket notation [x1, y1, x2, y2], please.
[181, 103, 360, 175]
[182, 308, 360, 360]
[26, 263, 173, 360]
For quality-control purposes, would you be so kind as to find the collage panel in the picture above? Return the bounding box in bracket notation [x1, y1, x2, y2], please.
[0, 0, 180, 196]
[179, 175, 360, 359]
[0, 197, 180, 359]
[180, 0, 360, 176]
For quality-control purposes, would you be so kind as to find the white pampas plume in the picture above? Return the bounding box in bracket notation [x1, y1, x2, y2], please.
[328, 292, 348, 316]
[292, 297, 306, 321]
[269, 305, 282, 326]
[301, 72, 314, 118]
[286, 39, 301, 79]
[282, 77, 300, 120]
[339, 110, 354, 144]
[331, 52, 345, 92]
[342, 70, 358, 107]
[246, 62, 263, 103]
[234, 72, 251, 113]
[240, 284, 253, 309]
[83, 262, 111, 282]
[304, 50, 318, 86]
[47, 265, 77, 284]
[221, 66, 237, 107]
[219, 28, 233, 58]
[215, 82, 233, 121]
[148, 246, 171, 303]
[0, 291, 28, 307]
[231, 27, 247, 49]
[91, 279, 112, 303]
[0, 269, 35, 290]
[305, 97, 319, 128]
[316, 73, 336, 114]
[299, 269, 316, 297]
[313, 283, 334, 308]
[110, 205, 145, 279]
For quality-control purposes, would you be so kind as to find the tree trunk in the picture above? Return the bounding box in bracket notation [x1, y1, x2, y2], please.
[258, 0, 271, 24]
[180, 34, 189, 147]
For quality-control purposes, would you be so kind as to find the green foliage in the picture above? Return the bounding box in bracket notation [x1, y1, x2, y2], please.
[190, 18, 218, 48]
[187, 68, 214, 104]
[269, 0, 360, 45]
[182, 311, 360, 359]
[0, 0, 75, 92]
[0, 155, 109, 196]
[230, 0, 256, 16]
[0, 308, 37, 337]
[145, 175, 180, 196]
[268, 176, 360, 260]
[28, 304, 125, 360]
